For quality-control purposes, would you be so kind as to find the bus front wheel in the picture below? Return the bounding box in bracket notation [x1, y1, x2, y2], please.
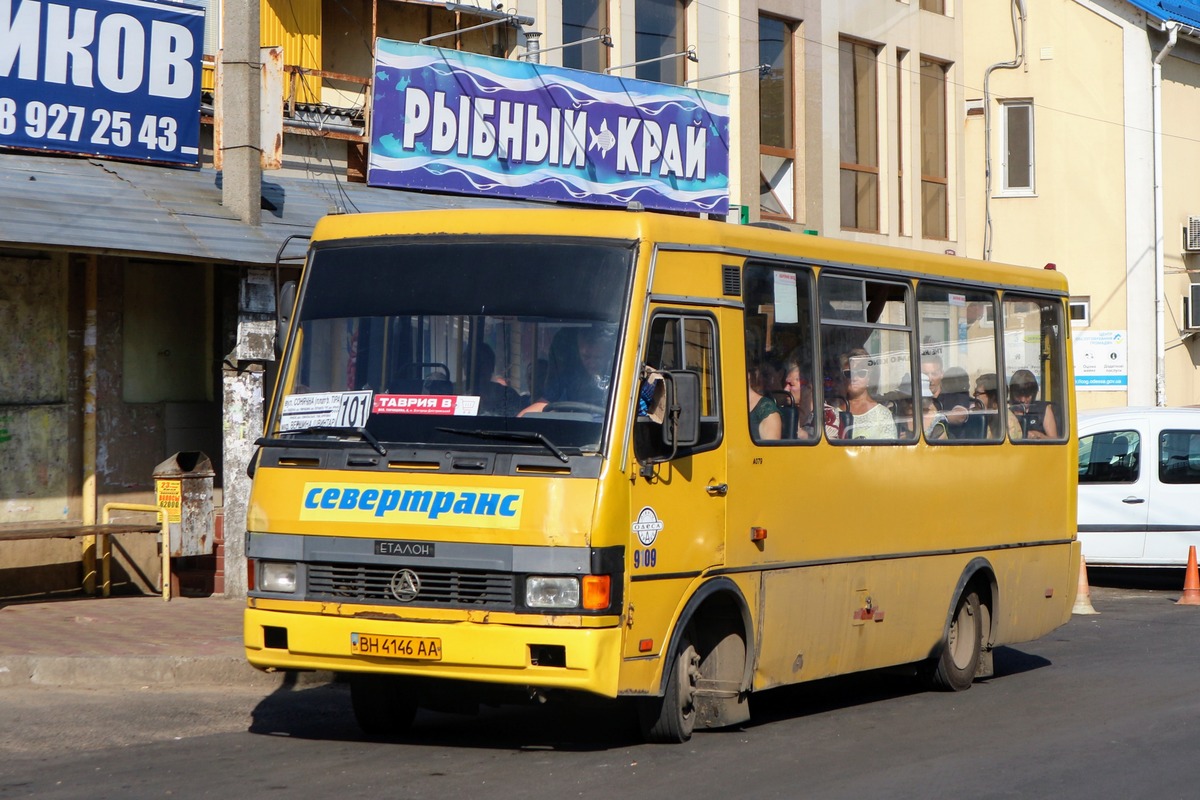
[927, 590, 982, 692]
[350, 674, 418, 736]
[638, 638, 700, 743]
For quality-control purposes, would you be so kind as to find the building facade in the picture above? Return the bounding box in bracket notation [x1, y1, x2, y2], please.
[962, 0, 1200, 410]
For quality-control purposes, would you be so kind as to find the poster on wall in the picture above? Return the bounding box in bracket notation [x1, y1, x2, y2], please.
[368, 40, 730, 216]
[0, 0, 205, 165]
[1074, 330, 1129, 391]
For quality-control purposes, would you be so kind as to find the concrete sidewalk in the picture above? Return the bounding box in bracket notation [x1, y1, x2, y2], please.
[0, 595, 331, 689]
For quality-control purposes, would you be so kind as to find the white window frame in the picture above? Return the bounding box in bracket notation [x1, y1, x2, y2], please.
[1000, 100, 1035, 195]
[1070, 297, 1091, 327]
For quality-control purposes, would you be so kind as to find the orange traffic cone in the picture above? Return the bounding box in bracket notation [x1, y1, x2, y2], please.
[1072, 555, 1098, 615]
[1177, 546, 1200, 606]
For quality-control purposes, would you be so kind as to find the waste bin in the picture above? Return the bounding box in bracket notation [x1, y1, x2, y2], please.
[153, 451, 215, 557]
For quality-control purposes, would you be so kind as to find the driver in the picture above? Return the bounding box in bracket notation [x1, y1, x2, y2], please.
[520, 324, 616, 414]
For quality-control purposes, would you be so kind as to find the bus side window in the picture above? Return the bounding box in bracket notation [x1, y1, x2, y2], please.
[1001, 295, 1068, 442]
[742, 263, 818, 443]
[916, 285, 1002, 442]
[818, 273, 912, 443]
[635, 313, 722, 461]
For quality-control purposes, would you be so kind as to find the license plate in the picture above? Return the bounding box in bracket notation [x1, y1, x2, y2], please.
[350, 633, 442, 660]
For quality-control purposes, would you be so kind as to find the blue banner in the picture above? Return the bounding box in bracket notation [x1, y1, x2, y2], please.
[0, 0, 204, 165]
[369, 41, 730, 216]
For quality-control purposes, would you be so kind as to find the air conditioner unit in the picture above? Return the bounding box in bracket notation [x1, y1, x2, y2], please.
[1185, 217, 1200, 252]
[1187, 284, 1200, 330]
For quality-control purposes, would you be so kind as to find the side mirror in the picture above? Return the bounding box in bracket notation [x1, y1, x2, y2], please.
[662, 370, 701, 448]
[277, 280, 297, 355]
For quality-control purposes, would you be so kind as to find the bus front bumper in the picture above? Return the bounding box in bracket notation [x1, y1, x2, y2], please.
[244, 605, 625, 698]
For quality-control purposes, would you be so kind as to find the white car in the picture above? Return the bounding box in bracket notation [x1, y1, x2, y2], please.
[1077, 407, 1200, 567]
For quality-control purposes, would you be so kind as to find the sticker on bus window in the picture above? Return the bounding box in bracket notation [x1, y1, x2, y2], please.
[773, 271, 799, 324]
[279, 391, 373, 431]
[633, 506, 663, 546]
[372, 394, 480, 416]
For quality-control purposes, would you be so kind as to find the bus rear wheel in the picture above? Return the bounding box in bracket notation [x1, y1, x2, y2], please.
[350, 674, 418, 736]
[638, 638, 700, 743]
[927, 590, 982, 692]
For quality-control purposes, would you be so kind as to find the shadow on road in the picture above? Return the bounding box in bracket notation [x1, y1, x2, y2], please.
[1088, 567, 1185, 591]
[248, 648, 1049, 751]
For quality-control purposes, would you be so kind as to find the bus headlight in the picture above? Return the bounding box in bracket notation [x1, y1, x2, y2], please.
[525, 576, 580, 609]
[259, 562, 297, 593]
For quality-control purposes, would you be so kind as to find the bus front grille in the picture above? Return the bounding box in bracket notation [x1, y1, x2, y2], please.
[306, 563, 515, 609]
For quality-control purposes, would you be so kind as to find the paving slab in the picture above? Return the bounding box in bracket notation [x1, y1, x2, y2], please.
[0, 595, 332, 688]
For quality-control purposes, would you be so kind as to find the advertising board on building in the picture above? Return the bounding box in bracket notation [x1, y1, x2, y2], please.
[369, 40, 730, 215]
[1074, 330, 1129, 391]
[0, 0, 205, 165]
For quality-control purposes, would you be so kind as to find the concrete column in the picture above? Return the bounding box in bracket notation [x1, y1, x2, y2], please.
[221, 271, 277, 598]
[220, 360, 263, 598]
[219, 0, 262, 226]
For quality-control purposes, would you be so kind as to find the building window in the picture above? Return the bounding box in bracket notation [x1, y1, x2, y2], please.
[920, 57, 948, 239]
[200, 0, 220, 54]
[635, 0, 686, 84]
[1069, 297, 1090, 327]
[1002, 101, 1034, 193]
[840, 39, 879, 232]
[563, 1, 608, 72]
[920, 0, 947, 13]
[760, 15, 795, 220]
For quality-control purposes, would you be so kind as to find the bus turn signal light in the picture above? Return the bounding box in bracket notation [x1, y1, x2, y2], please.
[582, 575, 611, 610]
[750, 527, 767, 541]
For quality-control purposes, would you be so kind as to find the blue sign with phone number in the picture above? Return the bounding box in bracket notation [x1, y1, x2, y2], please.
[0, 0, 204, 165]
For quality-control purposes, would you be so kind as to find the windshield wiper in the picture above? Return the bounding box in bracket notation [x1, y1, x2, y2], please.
[261, 426, 387, 456]
[437, 427, 569, 463]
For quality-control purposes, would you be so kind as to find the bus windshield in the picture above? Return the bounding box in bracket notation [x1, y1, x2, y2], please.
[272, 237, 635, 454]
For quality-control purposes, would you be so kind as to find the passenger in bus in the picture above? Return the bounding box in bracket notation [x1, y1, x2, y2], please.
[472, 343, 523, 416]
[972, 373, 1005, 438]
[520, 325, 616, 414]
[747, 359, 782, 441]
[842, 348, 896, 439]
[921, 354, 975, 437]
[922, 395, 950, 440]
[782, 351, 842, 440]
[1008, 369, 1059, 439]
[882, 373, 921, 439]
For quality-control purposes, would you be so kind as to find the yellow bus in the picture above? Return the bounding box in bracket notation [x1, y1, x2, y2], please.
[244, 208, 1079, 742]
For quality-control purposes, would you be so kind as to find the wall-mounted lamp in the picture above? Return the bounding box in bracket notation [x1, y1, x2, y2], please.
[519, 31, 614, 62]
[606, 45, 698, 75]
[684, 63, 772, 85]
[421, 3, 535, 45]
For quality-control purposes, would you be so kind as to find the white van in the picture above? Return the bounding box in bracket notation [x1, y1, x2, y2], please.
[1077, 407, 1200, 566]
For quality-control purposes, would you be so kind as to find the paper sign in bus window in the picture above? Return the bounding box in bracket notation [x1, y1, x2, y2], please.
[774, 271, 799, 324]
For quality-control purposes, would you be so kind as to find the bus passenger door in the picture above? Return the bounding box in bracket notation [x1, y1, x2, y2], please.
[626, 309, 727, 660]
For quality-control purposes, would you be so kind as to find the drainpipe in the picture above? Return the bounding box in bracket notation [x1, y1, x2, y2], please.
[1152, 21, 1179, 407]
[982, 0, 1027, 261]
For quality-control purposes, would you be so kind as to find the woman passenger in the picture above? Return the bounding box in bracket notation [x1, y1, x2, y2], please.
[1008, 369, 1059, 439]
[842, 348, 896, 439]
[747, 360, 782, 441]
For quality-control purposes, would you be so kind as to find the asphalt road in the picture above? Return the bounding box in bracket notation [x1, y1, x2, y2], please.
[2, 579, 1198, 800]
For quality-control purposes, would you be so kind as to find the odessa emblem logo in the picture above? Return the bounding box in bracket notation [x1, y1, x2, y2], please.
[632, 506, 664, 547]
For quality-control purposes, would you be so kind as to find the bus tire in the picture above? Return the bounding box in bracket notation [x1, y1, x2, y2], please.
[638, 638, 700, 743]
[350, 674, 418, 736]
[928, 589, 982, 692]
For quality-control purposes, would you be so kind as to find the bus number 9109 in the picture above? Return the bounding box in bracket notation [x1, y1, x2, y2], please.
[633, 548, 657, 569]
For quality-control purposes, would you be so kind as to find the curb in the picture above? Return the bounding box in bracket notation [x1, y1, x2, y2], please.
[0, 655, 335, 689]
